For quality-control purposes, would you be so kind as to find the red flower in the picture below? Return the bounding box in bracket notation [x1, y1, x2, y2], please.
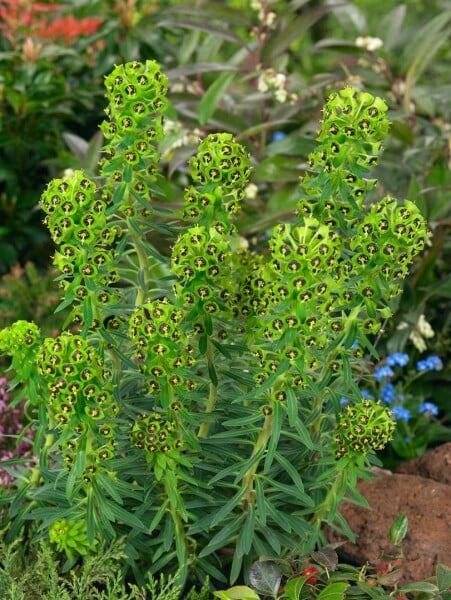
[0, 1, 102, 45]
[302, 566, 319, 585]
[36, 15, 103, 43]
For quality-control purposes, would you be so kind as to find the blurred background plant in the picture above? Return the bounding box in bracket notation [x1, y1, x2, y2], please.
[0, 262, 65, 333]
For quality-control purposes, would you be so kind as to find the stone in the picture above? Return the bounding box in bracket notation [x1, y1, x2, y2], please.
[396, 442, 451, 485]
[327, 451, 451, 583]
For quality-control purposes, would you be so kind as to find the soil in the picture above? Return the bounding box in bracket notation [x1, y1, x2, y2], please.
[326, 443, 451, 584]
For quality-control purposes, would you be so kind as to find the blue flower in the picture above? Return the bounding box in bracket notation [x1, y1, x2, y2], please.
[271, 131, 286, 143]
[340, 396, 350, 406]
[391, 406, 411, 421]
[373, 365, 394, 381]
[361, 389, 375, 400]
[418, 402, 439, 417]
[416, 356, 443, 372]
[386, 352, 409, 368]
[380, 383, 395, 404]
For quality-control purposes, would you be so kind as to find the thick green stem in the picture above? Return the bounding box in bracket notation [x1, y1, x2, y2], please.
[30, 430, 54, 486]
[164, 469, 189, 585]
[130, 225, 150, 306]
[198, 338, 217, 438]
[242, 411, 274, 507]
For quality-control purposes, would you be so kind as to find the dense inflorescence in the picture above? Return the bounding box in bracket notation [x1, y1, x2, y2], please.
[128, 297, 196, 397]
[237, 89, 427, 426]
[99, 60, 168, 202]
[37, 332, 117, 480]
[40, 170, 121, 328]
[334, 398, 395, 458]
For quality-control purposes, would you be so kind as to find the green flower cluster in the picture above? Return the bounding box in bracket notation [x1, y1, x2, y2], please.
[334, 399, 395, 458]
[128, 298, 196, 398]
[130, 411, 184, 477]
[49, 518, 96, 562]
[99, 60, 168, 211]
[0, 319, 41, 377]
[171, 224, 232, 313]
[240, 89, 427, 406]
[171, 133, 252, 334]
[301, 88, 389, 210]
[40, 170, 120, 324]
[37, 332, 117, 477]
[185, 133, 251, 223]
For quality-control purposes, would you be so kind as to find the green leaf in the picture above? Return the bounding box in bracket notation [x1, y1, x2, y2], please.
[157, 17, 245, 45]
[317, 582, 349, 600]
[389, 512, 408, 546]
[214, 587, 260, 600]
[208, 359, 218, 386]
[402, 10, 451, 110]
[198, 72, 235, 125]
[264, 401, 284, 472]
[107, 502, 147, 532]
[274, 452, 305, 494]
[399, 581, 439, 593]
[236, 505, 256, 558]
[379, 4, 406, 50]
[248, 560, 282, 597]
[199, 517, 244, 558]
[262, 5, 336, 60]
[436, 564, 451, 593]
[149, 501, 169, 534]
[210, 486, 247, 528]
[292, 413, 314, 450]
[283, 575, 308, 600]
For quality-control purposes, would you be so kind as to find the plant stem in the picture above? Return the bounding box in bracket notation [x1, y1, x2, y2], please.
[242, 410, 274, 507]
[198, 338, 217, 438]
[129, 224, 150, 307]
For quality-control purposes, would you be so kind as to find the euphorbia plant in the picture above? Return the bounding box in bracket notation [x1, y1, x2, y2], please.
[0, 60, 427, 589]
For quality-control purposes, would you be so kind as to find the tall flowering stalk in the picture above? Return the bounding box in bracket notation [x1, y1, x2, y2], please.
[0, 61, 428, 586]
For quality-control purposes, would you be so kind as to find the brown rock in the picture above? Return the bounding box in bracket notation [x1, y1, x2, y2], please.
[327, 471, 451, 583]
[396, 442, 451, 485]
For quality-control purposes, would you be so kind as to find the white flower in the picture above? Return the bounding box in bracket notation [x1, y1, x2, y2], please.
[257, 75, 269, 93]
[238, 236, 250, 250]
[409, 329, 427, 353]
[417, 314, 434, 339]
[250, 0, 262, 10]
[355, 36, 383, 52]
[264, 11, 277, 28]
[257, 68, 288, 103]
[274, 88, 288, 103]
[244, 183, 258, 200]
[399, 314, 435, 353]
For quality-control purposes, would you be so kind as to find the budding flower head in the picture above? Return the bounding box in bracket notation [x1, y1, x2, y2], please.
[189, 133, 251, 190]
[257, 68, 289, 103]
[335, 398, 395, 458]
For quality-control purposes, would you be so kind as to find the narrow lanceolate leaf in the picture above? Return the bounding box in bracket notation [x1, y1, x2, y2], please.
[261, 5, 337, 60]
[210, 486, 247, 528]
[157, 17, 246, 45]
[198, 72, 236, 125]
[235, 505, 255, 557]
[199, 516, 244, 557]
